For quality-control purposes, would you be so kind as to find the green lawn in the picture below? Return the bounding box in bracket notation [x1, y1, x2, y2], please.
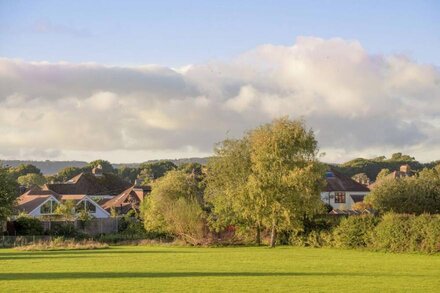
[0, 246, 439, 292]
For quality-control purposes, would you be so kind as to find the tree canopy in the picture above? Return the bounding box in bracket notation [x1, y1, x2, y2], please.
[142, 170, 205, 244]
[206, 118, 325, 247]
[0, 165, 19, 221]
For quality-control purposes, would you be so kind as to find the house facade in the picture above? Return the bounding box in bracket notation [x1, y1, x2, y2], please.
[16, 188, 110, 219]
[321, 169, 370, 210]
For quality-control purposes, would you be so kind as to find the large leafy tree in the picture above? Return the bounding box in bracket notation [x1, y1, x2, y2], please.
[88, 160, 114, 173]
[17, 173, 47, 188]
[8, 164, 42, 180]
[206, 118, 325, 247]
[143, 170, 205, 244]
[139, 161, 177, 183]
[205, 138, 263, 243]
[0, 165, 19, 221]
[247, 118, 325, 247]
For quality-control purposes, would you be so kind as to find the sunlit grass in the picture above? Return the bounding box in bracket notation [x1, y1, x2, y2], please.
[0, 246, 439, 292]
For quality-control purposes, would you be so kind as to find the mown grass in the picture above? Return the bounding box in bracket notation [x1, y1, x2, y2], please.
[0, 246, 439, 292]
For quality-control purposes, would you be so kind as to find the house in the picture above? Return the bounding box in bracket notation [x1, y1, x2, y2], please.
[368, 164, 415, 190]
[321, 168, 370, 210]
[15, 187, 110, 219]
[101, 185, 150, 214]
[45, 166, 131, 201]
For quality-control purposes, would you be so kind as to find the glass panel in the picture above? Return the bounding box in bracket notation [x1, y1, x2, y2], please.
[76, 201, 86, 212]
[40, 200, 52, 214]
[85, 200, 96, 213]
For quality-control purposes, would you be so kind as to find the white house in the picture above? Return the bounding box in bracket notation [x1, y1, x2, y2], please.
[321, 169, 370, 210]
[16, 188, 110, 219]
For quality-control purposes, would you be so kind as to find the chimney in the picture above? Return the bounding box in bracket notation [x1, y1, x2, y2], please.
[400, 164, 411, 174]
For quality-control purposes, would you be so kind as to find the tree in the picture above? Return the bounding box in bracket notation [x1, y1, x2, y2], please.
[365, 165, 440, 214]
[376, 168, 391, 181]
[139, 161, 177, 183]
[17, 173, 47, 188]
[143, 170, 205, 244]
[116, 166, 140, 183]
[205, 138, 263, 244]
[247, 118, 325, 247]
[54, 200, 76, 221]
[8, 164, 42, 180]
[56, 166, 83, 181]
[88, 160, 114, 173]
[0, 165, 19, 222]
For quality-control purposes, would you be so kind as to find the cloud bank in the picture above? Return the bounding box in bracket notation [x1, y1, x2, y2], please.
[0, 37, 439, 162]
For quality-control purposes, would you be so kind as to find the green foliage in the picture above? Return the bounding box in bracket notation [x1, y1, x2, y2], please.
[332, 215, 378, 248]
[139, 161, 177, 183]
[335, 153, 426, 181]
[8, 164, 42, 180]
[376, 168, 391, 181]
[143, 170, 205, 245]
[88, 160, 114, 173]
[17, 173, 47, 188]
[49, 222, 79, 238]
[247, 118, 325, 247]
[14, 216, 44, 235]
[0, 165, 19, 221]
[116, 166, 140, 183]
[54, 200, 76, 221]
[205, 138, 255, 234]
[53, 166, 83, 182]
[206, 118, 325, 247]
[372, 213, 440, 253]
[365, 166, 440, 214]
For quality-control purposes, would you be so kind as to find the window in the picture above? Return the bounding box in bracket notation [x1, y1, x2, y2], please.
[76, 200, 96, 214]
[85, 200, 96, 213]
[40, 199, 58, 214]
[334, 192, 346, 203]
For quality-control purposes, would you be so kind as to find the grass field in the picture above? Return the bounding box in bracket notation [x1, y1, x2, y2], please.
[0, 246, 439, 292]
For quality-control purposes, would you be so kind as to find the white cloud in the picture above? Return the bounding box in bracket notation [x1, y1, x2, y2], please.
[0, 36, 439, 163]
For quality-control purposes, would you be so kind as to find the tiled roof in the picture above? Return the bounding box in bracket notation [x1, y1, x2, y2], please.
[46, 172, 131, 195]
[324, 168, 370, 192]
[16, 195, 52, 214]
[101, 185, 145, 212]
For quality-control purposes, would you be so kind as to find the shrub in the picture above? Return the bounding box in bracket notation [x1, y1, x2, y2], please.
[373, 213, 440, 253]
[15, 238, 108, 251]
[372, 213, 412, 252]
[333, 215, 378, 248]
[49, 222, 81, 238]
[14, 216, 44, 235]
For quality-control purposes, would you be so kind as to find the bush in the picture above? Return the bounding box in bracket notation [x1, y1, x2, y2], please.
[373, 213, 440, 253]
[333, 215, 378, 248]
[15, 238, 108, 251]
[14, 217, 44, 235]
[49, 222, 83, 238]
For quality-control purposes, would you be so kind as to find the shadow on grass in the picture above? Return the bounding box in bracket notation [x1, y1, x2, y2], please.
[0, 271, 424, 280]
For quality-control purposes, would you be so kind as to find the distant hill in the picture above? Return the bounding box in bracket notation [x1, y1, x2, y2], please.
[1, 157, 210, 175]
[0, 160, 88, 175]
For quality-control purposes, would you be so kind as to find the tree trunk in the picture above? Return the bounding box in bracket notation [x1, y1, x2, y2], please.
[255, 224, 261, 246]
[269, 221, 276, 248]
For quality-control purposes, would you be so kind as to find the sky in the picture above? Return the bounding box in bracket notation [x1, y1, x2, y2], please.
[0, 0, 439, 163]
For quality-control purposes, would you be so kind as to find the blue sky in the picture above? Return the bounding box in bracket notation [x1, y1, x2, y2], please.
[0, 1, 439, 163]
[1, 0, 439, 67]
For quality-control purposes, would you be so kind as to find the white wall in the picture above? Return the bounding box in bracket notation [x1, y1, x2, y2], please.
[320, 191, 369, 210]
